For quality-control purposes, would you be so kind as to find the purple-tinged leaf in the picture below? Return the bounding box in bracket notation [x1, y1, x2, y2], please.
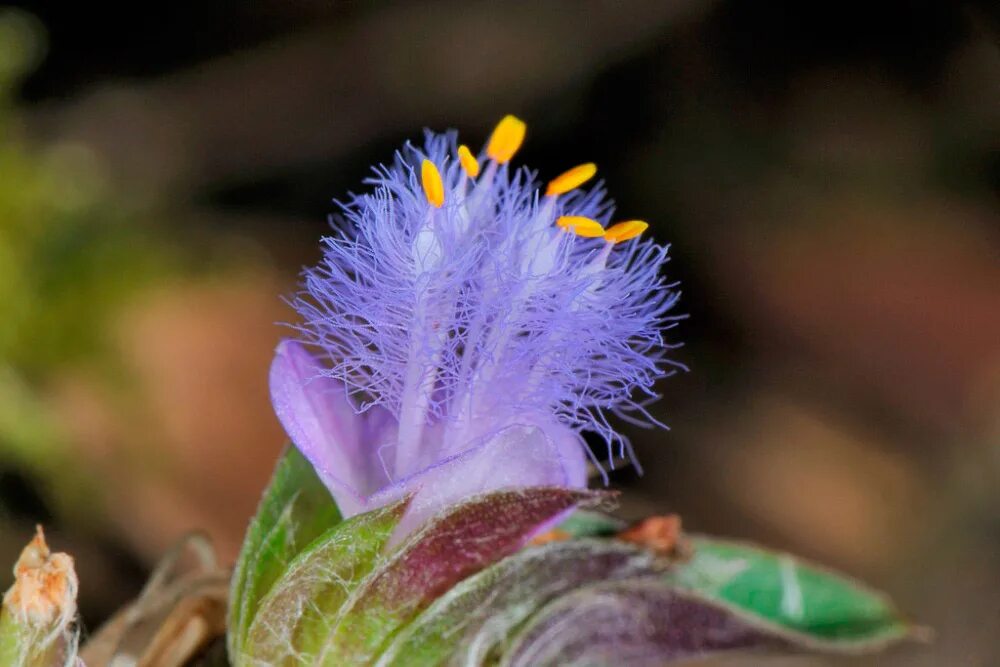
[375, 539, 664, 667]
[500, 579, 789, 667]
[316, 487, 605, 665]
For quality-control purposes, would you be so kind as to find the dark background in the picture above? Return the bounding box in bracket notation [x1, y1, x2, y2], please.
[0, 1, 997, 664]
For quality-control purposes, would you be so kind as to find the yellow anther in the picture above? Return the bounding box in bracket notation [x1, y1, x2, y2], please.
[486, 115, 527, 164]
[604, 220, 649, 243]
[421, 159, 444, 208]
[546, 163, 597, 196]
[457, 144, 480, 178]
[556, 215, 605, 238]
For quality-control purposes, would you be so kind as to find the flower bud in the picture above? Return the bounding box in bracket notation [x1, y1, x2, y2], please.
[0, 527, 80, 667]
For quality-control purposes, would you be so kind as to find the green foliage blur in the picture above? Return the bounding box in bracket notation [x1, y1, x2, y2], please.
[0, 10, 170, 504]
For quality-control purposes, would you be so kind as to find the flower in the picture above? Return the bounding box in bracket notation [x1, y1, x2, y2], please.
[270, 116, 682, 534]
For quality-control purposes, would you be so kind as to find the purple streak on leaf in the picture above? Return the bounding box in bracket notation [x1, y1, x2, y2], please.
[319, 487, 607, 664]
[502, 579, 789, 667]
[377, 539, 665, 666]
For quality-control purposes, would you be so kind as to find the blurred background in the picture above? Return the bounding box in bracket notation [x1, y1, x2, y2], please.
[0, 1, 996, 664]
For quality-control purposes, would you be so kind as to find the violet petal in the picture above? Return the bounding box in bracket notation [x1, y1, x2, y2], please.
[269, 339, 371, 515]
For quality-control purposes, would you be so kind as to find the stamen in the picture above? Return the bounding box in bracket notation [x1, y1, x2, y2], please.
[486, 115, 526, 164]
[604, 220, 648, 243]
[421, 159, 445, 208]
[556, 215, 605, 238]
[457, 145, 480, 178]
[545, 163, 597, 196]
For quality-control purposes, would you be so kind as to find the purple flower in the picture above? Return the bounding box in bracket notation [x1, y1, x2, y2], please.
[270, 116, 682, 534]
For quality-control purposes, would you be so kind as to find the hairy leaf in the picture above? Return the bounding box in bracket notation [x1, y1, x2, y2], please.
[500, 579, 789, 666]
[316, 487, 603, 665]
[241, 498, 408, 666]
[227, 446, 342, 661]
[231, 498, 913, 666]
[376, 539, 662, 666]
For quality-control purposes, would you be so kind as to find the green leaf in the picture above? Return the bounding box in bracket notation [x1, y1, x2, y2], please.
[227, 445, 342, 661]
[317, 487, 603, 666]
[665, 536, 911, 650]
[376, 539, 661, 666]
[231, 491, 913, 665]
[241, 498, 410, 666]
